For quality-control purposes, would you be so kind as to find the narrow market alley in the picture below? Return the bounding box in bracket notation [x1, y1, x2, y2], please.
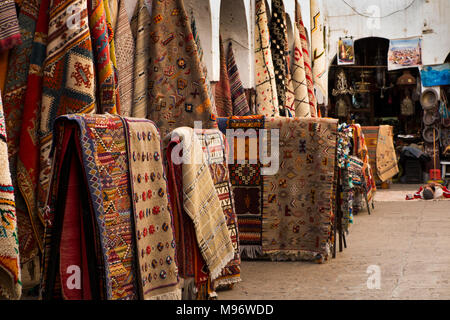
[220, 185, 450, 300]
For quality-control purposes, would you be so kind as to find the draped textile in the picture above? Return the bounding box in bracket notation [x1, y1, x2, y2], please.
[16, 0, 49, 262]
[191, 15, 217, 117]
[42, 114, 139, 300]
[165, 139, 210, 299]
[165, 127, 234, 281]
[196, 129, 241, 288]
[269, 0, 288, 116]
[130, 0, 150, 118]
[88, 0, 117, 114]
[147, 0, 217, 137]
[262, 117, 338, 262]
[2, 0, 41, 265]
[0, 50, 9, 92]
[254, 0, 279, 117]
[0, 0, 22, 51]
[39, 0, 97, 224]
[310, 0, 327, 107]
[112, 0, 135, 117]
[291, 24, 311, 117]
[295, 1, 316, 117]
[283, 15, 296, 117]
[351, 124, 376, 203]
[214, 37, 233, 117]
[123, 118, 180, 300]
[226, 43, 251, 116]
[0, 94, 21, 300]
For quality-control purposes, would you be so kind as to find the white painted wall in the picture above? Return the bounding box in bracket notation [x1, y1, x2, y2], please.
[324, 0, 450, 66]
[122, 0, 450, 94]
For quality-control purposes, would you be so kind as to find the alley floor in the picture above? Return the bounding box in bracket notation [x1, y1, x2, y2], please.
[218, 184, 450, 300]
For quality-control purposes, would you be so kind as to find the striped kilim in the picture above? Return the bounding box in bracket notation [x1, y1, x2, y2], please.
[310, 0, 328, 107]
[0, 0, 22, 51]
[254, 0, 279, 117]
[130, 0, 150, 118]
[226, 43, 251, 116]
[214, 37, 233, 117]
[295, 1, 316, 117]
[110, 0, 135, 117]
[291, 24, 310, 117]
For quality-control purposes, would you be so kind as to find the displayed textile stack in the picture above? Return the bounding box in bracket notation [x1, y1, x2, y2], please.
[164, 127, 234, 299]
[41, 114, 180, 300]
[362, 126, 399, 183]
[218, 116, 338, 263]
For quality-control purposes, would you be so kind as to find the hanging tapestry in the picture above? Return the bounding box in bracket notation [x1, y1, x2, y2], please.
[147, 0, 217, 138]
[214, 37, 233, 117]
[16, 0, 49, 265]
[227, 43, 251, 116]
[310, 0, 328, 107]
[0, 93, 21, 300]
[269, 0, 288, 116]
[165, 127, 234, 281]
[295, 1, 316, 116]
[254, 0, 279, 117]
[88, 0, 118, 114]
[291, 24, 310, 117]
[123, 118, 180, 300]
[130, 0, 150, 118]
[0, 0, 22, 51]
[196, 129, 241, 288]
[262, 117, 338, 263]
[39, 0, 97, 224]
[190, 14, 217, 117]
[3, 0, 40, 183]
[43, 114, 139, 300]
[351, 124, 376, 203]
[218, 115, 265, 259]
[362, 125, 399, 183]
[283, 12, 296, 117]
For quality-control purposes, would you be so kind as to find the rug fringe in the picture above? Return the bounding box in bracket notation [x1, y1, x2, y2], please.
[148, 288, 182, 300]
[240, 245, 262, 259]
[181, 278, 197, 300]
[209, 250, 235, 281]
[263, 250, 328, 263]
[214, 275, 241, 290]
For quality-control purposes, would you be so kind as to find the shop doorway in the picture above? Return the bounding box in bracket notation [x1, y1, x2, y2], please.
[328, 37, 422, 137]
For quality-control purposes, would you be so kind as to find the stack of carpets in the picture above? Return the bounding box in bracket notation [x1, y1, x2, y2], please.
[0, 94, 21, 299]
[41, 114, 180, 300]
[164, 127, 234, 299]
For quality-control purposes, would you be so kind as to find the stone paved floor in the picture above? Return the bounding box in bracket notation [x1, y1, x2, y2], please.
[218, 185, 450, 300]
